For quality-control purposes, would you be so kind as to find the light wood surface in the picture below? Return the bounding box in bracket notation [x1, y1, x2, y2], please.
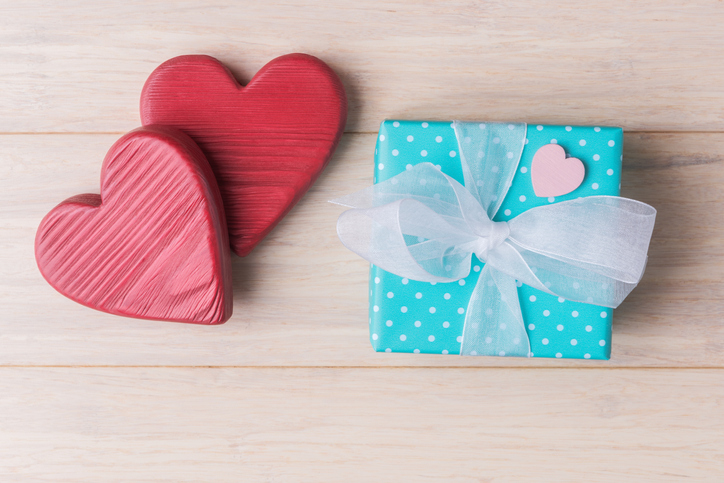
[2, 1, 723, 480]
[1, 368, 723, 482]
[4, 1, 724, 134]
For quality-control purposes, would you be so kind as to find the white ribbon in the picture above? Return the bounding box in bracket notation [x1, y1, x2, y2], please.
[333, 122, 656, 357]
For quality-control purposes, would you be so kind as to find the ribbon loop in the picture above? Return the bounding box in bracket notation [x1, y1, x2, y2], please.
[332, 121, 656, 357]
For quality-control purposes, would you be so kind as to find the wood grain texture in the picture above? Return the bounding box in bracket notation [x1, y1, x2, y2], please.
[2, 131, 723, 366]
[141, 54, 347, 256]
[34, 126, 233, 324]
[1, 367, 722, 482]
[3, 1, 724, 133]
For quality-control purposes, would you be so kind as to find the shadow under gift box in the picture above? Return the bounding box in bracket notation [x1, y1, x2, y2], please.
[369, 121, 623, 360]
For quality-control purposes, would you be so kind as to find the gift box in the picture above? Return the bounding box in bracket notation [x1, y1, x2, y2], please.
[368, 121, 624, 360]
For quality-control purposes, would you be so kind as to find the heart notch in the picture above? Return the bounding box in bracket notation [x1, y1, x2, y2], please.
[530, 144, 585, 197]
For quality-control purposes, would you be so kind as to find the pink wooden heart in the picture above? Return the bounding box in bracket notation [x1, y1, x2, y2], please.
[530, 144, 585, 197]
[35, 126, 233, 324]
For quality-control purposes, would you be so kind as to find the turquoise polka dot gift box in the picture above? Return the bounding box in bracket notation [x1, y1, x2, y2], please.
[334, 121, 656, 360]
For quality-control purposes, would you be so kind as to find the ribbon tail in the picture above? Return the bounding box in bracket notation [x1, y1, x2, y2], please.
[460, 265, 531, 358]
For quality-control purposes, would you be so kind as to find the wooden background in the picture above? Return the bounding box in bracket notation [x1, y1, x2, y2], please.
[1, 1, 723, 481]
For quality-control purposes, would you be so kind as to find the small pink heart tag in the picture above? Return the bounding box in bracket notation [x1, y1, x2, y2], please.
[531, 144, 585, 197]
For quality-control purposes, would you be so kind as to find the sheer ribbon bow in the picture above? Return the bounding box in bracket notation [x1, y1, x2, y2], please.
[333, 122, 656, 357]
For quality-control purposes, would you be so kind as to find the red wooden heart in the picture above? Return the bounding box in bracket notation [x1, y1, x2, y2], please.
[140, 54, 347, 256]
[35, 126, 233, 324]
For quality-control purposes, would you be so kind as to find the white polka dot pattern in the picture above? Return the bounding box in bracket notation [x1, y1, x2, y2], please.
[370, 121, 622, 359]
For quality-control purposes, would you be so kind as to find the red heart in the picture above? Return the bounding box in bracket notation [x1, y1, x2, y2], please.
[140, 54, 347, 256]
[35, 126, 233, 324]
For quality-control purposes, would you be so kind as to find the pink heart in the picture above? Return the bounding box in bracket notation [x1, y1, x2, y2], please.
[530, 144, 585, 197]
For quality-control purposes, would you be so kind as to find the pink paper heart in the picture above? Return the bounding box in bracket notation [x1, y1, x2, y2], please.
[531, 144, 585, 197]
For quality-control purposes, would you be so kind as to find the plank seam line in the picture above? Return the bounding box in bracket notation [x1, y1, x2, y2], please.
[0, 365, 721, 370]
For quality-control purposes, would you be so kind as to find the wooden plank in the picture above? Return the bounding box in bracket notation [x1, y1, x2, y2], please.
[0, 367, 722, 481]
[1, 132, 722, 367]
[2, 1, 724, 133]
